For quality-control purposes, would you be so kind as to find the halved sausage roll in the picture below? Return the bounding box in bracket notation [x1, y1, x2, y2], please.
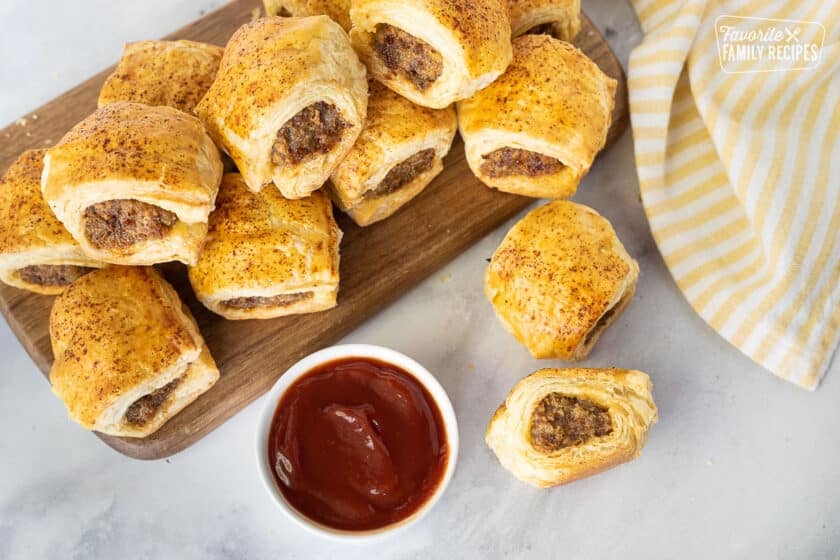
[457, 35, 615, 198]
[263, 0, 351, 30]
[188, 173, 341, 320]
[485, 201, 638, 360]
[506, 0, 580, 41]
[196, 16, 367, 198]
[98, 40, 224, 114]
[486, 368, 657, 488]
[49, 267, 220, 438]
[349, 0, 512, 109]
[328, 81, 457, 226]
[0, 150, 105, 295]
[41, 102, 223, 266]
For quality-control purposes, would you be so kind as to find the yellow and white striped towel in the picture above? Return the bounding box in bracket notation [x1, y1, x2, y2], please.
[628, 0, 839, 389]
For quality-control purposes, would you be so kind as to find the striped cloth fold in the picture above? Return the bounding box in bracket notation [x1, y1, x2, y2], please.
[627, 0, 840, 389]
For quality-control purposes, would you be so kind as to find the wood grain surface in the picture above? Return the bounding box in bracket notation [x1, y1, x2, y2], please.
[0, 0, 628, 459]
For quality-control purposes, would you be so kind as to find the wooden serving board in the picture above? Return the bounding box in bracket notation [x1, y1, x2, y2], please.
[0, 0, 627, 459]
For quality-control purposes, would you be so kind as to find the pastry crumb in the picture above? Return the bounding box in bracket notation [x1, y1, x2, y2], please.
[251, 7, 261, 21]
[438, 272, 451, 283]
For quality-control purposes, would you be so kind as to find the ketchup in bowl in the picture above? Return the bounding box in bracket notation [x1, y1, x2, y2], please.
[266, 357, 449, 531]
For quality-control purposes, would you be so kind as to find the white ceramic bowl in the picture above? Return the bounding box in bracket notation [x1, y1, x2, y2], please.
[256, 344, 459, 543]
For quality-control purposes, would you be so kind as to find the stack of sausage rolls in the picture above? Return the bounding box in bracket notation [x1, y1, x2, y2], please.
[1, 0, 653, 487]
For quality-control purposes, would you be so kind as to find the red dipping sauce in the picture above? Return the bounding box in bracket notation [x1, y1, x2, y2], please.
[266, 357, 449, 531]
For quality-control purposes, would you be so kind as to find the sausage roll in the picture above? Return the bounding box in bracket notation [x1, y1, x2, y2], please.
[349, 0, 512, 109]
[188, 173, 341, 320]
[506, 0, 580, 41]
[328, 81, 456, 226]
[98, 40, 224, 114]
[263, 0, 351, 31]
[457, 35, 616, 198]
[486, 368, 658, 488]
[0, 150, 105, 295]
[41, 102, 223, 266]
[485, 201, 638, 360]
[196, 16, 367, 198]
[49, 267, 219, 438]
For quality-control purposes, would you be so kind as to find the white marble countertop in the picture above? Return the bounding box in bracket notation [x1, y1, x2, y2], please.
[1, 1, 838, 559]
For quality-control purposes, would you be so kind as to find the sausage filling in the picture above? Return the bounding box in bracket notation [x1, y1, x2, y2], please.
[373, 24, 443, 91]
[530, 393, 613, 452]
[271, 102, 350, 166]
[84, 200, 178, 249]
[526, 23, 555, 36]
[583, 291, 632, 346]
[222, 291, 313, 310]
[480, 147, 566, 178]
[17, 264, 95, 287]
[364, 148, 435, 199]
[124, 376, 184, 427]
[525, 22, 563, 38]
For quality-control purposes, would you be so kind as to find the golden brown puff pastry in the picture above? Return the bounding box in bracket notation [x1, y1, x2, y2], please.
[349, 0, 512, 109]
[263, 0, 351, 30]
[97, 40, 224, 114]
[49, 267, 219, 438]
[485, 201, 638, 360]
[0, 150, 106, 295]
[506, 0, 580, 41]
[486, 367, 657, 488]
[41, 102, 223, 267]
[457, 35, 616, 199]
[196, 16, 367, 199]
[328, 81, 456, 226]
[188, 173, 341, 320]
